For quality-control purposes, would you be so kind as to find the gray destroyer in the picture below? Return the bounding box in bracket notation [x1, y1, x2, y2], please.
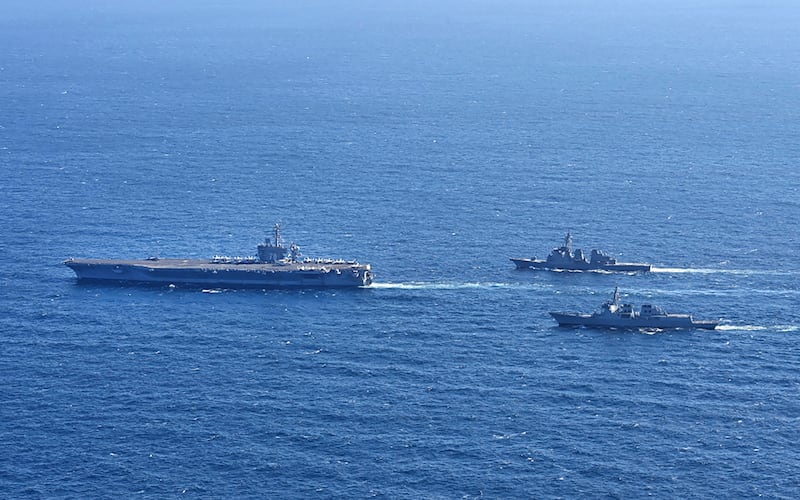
[550, 287, 718, 330]
[65, 224, 373, 288]
[511, 233, 651, 272]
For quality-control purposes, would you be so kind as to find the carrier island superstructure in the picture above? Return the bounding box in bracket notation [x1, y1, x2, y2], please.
[65, 224, 373, 288]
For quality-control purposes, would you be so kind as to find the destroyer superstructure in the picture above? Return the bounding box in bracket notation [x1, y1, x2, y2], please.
[550, 287, 718, 330]
[65, 224, 373, 288]
[511, 233, 651, 272]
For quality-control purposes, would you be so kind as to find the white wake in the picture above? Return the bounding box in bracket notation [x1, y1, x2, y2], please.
[652, 267, 795, 276]
[368, 281, 536, 290]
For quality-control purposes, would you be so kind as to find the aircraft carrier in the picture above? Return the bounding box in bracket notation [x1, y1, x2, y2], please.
[65, 224, 373, 288]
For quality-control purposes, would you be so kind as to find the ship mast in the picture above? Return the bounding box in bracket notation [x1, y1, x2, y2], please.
[564, 232, 573, 253]
[273, 223, 284, 248]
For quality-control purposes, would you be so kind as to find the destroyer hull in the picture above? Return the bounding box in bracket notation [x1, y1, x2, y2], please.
[511, 258, 652, 272]
[550, 312, 718, 330]
[65, 259, 373, 288]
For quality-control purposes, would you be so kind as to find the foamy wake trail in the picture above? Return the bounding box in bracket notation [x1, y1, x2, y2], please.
[652, 267, 793, 276]
[716, 324, 798, 332]
[716, 324, 767, 331]
[651, 267, 718, 274]
[368, 281, 533, 290]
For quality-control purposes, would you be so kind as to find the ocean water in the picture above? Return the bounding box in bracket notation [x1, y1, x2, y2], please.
[2, 0, 800, 497]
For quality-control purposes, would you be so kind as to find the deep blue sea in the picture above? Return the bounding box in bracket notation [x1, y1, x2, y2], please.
[2, 0, 800, 497]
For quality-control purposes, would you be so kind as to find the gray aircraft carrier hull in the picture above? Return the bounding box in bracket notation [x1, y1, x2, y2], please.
[65, 258, 373, 288]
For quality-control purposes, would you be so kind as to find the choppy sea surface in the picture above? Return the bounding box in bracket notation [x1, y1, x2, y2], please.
[2, 1, 799, 497]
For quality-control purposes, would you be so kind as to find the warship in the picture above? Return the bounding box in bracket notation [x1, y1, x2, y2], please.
[550, 287, 719, 330]
[64, 224, 374, 288]
[511, 233, 651, 272]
